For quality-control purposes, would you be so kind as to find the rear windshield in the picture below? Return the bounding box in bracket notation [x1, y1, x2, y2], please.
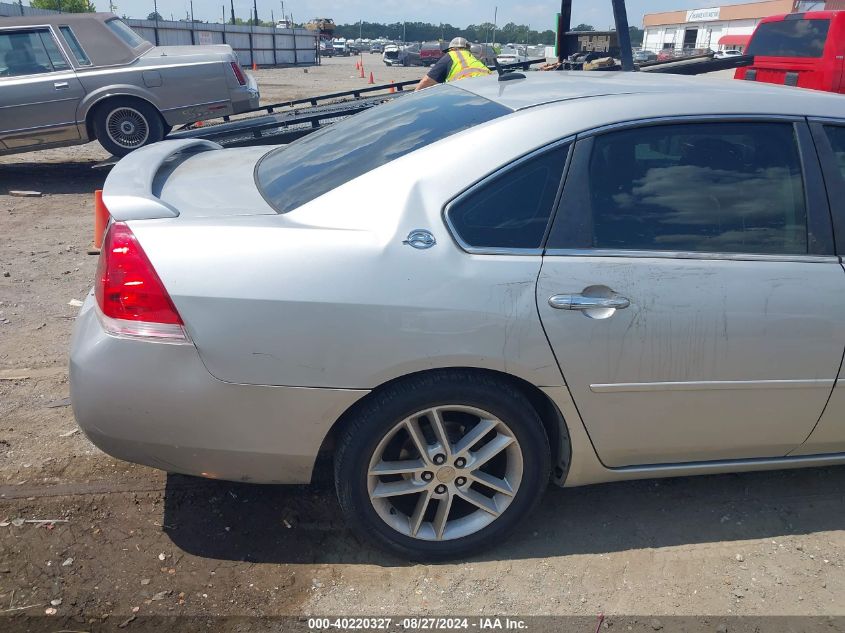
[422, 43, 444, 51]
[746, 18, 830, 58]
[257, 86, 509, 214]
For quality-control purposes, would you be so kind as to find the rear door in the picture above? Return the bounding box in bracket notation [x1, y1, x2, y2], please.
[0, 27, 86, 151]
[797, 120, 845, 454]
[537, 118, 845, 467]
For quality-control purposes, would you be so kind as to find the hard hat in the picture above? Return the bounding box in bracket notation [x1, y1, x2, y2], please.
[448, 37, 470, 50]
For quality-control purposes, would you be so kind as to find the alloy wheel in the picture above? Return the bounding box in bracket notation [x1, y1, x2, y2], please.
[367, 405, 524, 541]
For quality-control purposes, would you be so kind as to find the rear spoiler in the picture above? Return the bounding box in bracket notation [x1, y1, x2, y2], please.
[102, 139, 222, 221]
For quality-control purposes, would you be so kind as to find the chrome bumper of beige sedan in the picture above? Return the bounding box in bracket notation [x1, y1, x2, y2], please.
[69, 295, 367, 484]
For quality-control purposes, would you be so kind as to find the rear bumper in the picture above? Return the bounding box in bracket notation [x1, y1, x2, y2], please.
[231, 72, 260, 114]
[69, 295, 368, 484]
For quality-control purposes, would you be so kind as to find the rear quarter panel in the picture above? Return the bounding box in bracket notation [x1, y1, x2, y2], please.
[130, 103, 585, 391]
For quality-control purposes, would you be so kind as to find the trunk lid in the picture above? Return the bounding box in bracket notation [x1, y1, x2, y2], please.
[142, 44, 236, 62]
[102, 140, 276, 221]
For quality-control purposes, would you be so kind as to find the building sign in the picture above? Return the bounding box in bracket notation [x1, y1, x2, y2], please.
[686, 7, 721, 22]
[198, 31, 214, 45]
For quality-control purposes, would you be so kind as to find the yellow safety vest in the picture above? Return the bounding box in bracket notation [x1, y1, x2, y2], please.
[445, 49, 492, 82]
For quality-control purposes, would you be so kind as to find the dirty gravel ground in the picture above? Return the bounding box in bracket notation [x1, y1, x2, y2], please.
[1, 57, 845, 628]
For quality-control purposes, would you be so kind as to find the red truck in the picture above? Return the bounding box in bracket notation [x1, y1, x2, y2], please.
[736, 10, 845, 93]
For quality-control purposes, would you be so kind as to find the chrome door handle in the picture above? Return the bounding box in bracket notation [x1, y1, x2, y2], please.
[54, 81, 69, 90]
[549, 294, 630, 311]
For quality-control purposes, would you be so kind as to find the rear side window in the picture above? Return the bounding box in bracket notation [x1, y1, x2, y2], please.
[823, 125, 845, 180]
[0, 29, 69, 77]
[60, 26, 92, 66]
[446, 144, 570, 251]
[746, 19, 830, 58]
[551, 122, 808, 255]
[106, 19, 146, 49]
[257, 86, 509, 214]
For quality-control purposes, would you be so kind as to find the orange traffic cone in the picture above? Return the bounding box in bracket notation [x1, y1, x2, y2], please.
[252, 61, 258, 71]
[389, 80, 395, 93]
[355, 60, 359, 69]
[368, 71, 374, 85]
[89, 189, 109, 254]
[359, 65, 365, 78]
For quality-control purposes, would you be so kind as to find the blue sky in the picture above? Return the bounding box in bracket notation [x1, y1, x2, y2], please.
[92, 0, 723, 30]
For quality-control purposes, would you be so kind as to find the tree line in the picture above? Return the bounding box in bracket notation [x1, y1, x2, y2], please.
[333, 21, 557, 45]
[333, 21, 643, 46]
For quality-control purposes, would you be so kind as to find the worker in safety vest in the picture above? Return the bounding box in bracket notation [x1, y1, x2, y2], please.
[414, 37, 491, 91]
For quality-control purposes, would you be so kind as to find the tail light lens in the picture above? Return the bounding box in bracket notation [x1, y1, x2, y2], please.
[95, 222, 190, 343]
[230, 61, 247, 86]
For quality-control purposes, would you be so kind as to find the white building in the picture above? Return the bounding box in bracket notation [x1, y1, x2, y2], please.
[642, 0, 798, 53]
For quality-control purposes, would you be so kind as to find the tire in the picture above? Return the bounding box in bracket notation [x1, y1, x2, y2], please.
[93, 98, 165, 157]
[334, 370, 551, 561]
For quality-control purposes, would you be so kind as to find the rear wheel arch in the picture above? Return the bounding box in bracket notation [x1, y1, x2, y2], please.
[86, 95, 166, 148]
[313, 367, 571, 485]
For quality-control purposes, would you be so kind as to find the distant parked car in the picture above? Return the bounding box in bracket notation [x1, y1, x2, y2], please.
[0, 12, 258, 157]
[471, 43, 497, 67]
[497, 46, 528, 66]
[370, 42, 384, 54]
[319, 40, 334, 57]
[420, 41, 447, 66]
[633, 50, 658, 63]
[714, 49, 743, 59]
[383, 43, 421, 67]
[382, 43, 400, 65]
[332, 39, 351, 56]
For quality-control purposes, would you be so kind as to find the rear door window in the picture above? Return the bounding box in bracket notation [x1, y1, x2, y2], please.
[60, 26, 92, 66]
[0, 29, 69, 77]
[549, 122, 808, 255]
[746, 19, 830, 58]
[823, 125, 845, 180]
[445, 143, 570, 251]
[256, 86, 510, 214]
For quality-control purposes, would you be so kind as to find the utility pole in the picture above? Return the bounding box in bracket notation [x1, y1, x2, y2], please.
[153, 0, 159, 45]
[253, 0, 259, 26]
[492, 6, 497, 46]
[230, 0, 235, 25]
[610, 0, 635, 71]
[359, 19, 362, 41]
[402, 21, 406, 43]
[557, 0, 571, 61]
[18, 0, 23, 16]
[190, 0, 194, 22]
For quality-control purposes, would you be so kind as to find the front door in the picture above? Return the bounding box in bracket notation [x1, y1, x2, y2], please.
[538, 119, 845, 467]
[0, 27, 85, 151]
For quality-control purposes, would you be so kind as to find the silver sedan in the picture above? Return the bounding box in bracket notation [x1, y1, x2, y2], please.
[71, 72, 845, 560]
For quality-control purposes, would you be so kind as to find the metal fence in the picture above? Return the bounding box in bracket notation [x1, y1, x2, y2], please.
[0, 2, 318, 67]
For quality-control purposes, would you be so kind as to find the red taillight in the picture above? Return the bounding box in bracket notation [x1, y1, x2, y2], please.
[95, 222, 188, 341]
[230, 61, 247, 86]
